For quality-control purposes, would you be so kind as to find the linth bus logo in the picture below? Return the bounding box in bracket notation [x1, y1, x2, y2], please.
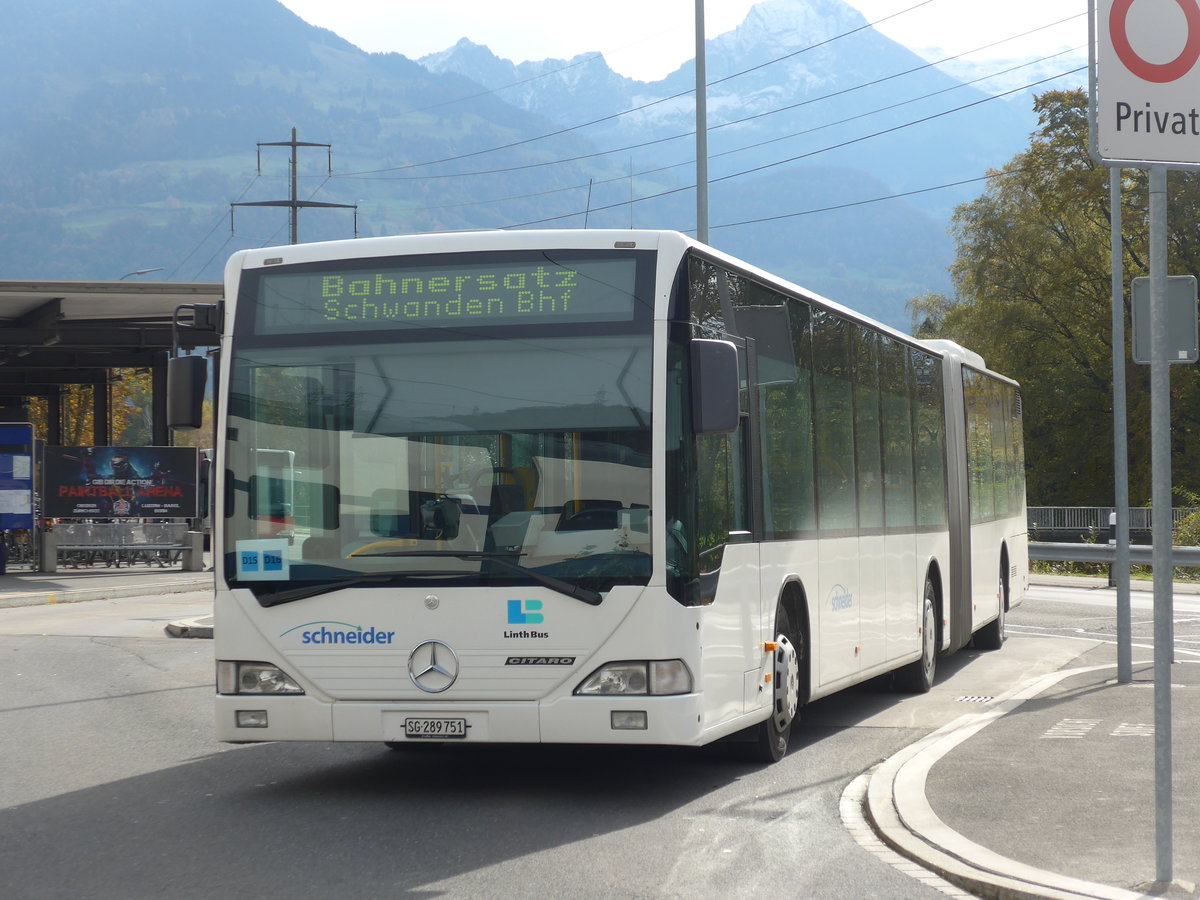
[507, 599, 544, 625]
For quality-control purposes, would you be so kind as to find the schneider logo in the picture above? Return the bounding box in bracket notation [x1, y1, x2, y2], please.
[829, 585, 854, 612]
[281, 621, 396, 645]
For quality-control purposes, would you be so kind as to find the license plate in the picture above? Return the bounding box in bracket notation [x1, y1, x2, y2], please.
[404, 717, 467, 739]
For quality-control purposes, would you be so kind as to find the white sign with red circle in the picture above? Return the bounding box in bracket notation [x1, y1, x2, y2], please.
[1096, 0, 1200, 164]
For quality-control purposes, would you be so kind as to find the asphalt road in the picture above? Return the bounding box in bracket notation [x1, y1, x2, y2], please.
[0, 585, 1112, 900]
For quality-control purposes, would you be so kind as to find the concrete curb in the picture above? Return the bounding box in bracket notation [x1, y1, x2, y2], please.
[163, 616, 214, 639]
[864, 663, 1153, 900]
[0, 578, 213, 609]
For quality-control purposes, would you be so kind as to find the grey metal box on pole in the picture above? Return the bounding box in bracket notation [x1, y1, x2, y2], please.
[1131, 275, 1199, 365]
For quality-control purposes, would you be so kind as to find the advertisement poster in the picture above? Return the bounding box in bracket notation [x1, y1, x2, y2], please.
[43, 446, 199, 518]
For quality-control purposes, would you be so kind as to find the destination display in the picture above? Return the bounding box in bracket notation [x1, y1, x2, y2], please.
[255, 255, 640, 334]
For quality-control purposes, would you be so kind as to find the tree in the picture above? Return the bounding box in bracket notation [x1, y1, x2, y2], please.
[27, 369, 212, 450]
[919, 89, 1200, 505]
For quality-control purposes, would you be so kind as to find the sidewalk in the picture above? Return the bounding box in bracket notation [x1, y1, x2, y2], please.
[868, 641, 1200, 899]
[0, 563, 212, 609]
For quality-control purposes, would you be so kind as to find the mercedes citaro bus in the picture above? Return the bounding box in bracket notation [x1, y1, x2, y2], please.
[169, 229, 1026, 763]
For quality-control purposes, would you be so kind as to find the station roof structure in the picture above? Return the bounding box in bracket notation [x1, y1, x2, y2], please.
[0, 279, 223, 399]
[0, 279, 223, 444]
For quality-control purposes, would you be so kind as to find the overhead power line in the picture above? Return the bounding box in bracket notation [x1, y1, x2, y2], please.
[231, 128, 358, 245]
[331, 19, 1084, 208]
[336, 0, 941, 178]
[382, 46, 1085, 219]
[166, 5, 1085, 278]
[336, 5, 1081, 180]
[498, 66, 1087, 229]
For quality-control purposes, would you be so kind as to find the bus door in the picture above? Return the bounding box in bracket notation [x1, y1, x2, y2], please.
[695, 329, 764, 722]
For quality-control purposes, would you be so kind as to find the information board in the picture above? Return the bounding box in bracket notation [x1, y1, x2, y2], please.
[1131, 275, 1199, 363]
[0, 424, 35, 530]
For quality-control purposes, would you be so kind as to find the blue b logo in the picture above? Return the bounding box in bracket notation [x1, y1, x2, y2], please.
[507, 600, 544, 625]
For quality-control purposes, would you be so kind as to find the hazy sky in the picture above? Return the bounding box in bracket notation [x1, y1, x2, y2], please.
[277, 0, 1087, 82]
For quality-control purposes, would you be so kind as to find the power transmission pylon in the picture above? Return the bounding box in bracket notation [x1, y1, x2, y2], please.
[231, 127, 357, 244]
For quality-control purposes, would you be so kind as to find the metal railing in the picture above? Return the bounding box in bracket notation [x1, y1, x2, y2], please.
[42, 521, 204, 572]
[1028, 507, 1196, 533]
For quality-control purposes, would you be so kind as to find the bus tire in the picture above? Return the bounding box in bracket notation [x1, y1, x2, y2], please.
[895, 577, 937, 693]
[738, 605, 802, 763]
[973, 557, 1007, 651]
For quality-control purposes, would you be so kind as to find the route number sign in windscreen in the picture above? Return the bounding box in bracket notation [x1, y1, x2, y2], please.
[253, 255, 639, 335]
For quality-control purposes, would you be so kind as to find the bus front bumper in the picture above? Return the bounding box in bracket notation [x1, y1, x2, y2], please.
[215, 692, 710, 746]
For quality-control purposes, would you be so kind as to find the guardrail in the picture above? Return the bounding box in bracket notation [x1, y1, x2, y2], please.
[1029, 541, 1200, 567]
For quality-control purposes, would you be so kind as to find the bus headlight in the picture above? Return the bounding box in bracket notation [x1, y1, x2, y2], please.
[575, 660, 692, 696]
[217, 661, 304, 695]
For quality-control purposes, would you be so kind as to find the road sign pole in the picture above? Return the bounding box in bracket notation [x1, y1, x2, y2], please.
[1093, 0, 1187, 882]
[1110, 168, 1132, 685]
[694, 0, 709, 245]
[1148, 164, 1173, 885]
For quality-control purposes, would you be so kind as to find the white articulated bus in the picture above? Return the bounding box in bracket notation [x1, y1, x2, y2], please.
[175, 229, 1027, 763]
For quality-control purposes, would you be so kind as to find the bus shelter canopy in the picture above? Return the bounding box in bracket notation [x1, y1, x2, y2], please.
[0, 279, 223, 443]
[0, 279, 222, 396]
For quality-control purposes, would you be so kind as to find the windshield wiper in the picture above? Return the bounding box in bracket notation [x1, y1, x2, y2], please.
[352, 550, 604, 606]
[257, 574, 403, 607]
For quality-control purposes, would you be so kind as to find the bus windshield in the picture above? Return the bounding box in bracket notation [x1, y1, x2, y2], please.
[224, 324, 653, 604]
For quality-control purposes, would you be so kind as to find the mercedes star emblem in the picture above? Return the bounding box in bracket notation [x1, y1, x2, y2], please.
[408, 640, 459, 693]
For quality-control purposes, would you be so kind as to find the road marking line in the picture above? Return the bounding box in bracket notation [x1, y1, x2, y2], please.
[1041, 718, 1101, 739]
[841, 773, 972, 898]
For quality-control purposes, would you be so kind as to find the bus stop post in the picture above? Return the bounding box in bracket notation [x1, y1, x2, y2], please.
[182, 531, 204, 572]
[1108, 511, 1116, 588]
[39, 530, 57, 574]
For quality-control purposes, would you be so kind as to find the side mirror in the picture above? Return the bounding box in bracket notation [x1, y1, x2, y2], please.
[690, 339, 740, 435]
[167, 355, 207, 430]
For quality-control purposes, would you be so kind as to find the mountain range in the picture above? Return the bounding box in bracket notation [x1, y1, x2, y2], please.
[0, 0, 1086, 330]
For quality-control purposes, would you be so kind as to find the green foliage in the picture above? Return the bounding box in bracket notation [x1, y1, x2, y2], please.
[920, 89, 1200, 505]
[1172, 487, 1200, 547]
[906, 291, 955, 338]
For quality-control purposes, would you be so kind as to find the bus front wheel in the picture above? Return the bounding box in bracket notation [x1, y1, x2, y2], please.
[895, 577, 937, 693]
[740, 606, 802, 763]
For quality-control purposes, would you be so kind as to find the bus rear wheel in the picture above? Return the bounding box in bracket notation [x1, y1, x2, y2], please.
[973, 558, 1007, 650]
